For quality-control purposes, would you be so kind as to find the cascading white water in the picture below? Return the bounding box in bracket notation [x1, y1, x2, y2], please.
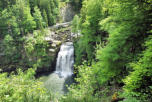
[55, 42, 74, 77]
[42, 42, 74, 95]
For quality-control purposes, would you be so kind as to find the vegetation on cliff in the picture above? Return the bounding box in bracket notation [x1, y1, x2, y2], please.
[0, 0, 59, 72]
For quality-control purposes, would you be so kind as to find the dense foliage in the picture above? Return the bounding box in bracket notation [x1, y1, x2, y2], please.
[0, 0, 59, 72]
[71, 15, 80, 34]
[0, 68, 51, 102]
[0, 0, 152, 101]
[123, 35, 152, 102]
[67, 0, 152, 101]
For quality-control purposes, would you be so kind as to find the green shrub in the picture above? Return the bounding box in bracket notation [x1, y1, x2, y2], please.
[123, 36, 152, 102]
[25, 30, 52, 69]
[120, 96, 141, 102]
[71, 15, 80, 34]
[0, 68, 51, 102]
[60, 62, 100, 102]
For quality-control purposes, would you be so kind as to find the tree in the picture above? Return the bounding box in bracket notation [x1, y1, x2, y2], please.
[13, 0, 36, 34]
[123, 35, 152, 101]
[71, 15, 79, 35]
[72, 0, 152, 101]
[42, 9, 48, 27]
[75, 0, 103, 65]
[39, 0, 59, 26]
[33, 6, 44, 30]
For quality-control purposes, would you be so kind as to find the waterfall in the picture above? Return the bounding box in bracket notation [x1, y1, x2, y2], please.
[55, 42, 74, 77]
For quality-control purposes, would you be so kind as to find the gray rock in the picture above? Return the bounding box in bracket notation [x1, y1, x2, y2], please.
[60, 3, 76, 22]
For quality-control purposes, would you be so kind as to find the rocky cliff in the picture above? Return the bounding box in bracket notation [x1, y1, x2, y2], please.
[60, 3, 76, 22]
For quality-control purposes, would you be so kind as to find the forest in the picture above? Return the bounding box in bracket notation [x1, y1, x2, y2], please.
[0, 0, 152, 102]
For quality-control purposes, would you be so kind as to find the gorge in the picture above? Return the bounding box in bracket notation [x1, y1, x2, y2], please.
[0, 0, 152, 102]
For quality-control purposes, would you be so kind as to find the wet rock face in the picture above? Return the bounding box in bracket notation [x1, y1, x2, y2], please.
[43, 19, 80, 74]
[44, 22, 73, 73]
[60, 3, 76, 22]
[46, 22, 73, 43]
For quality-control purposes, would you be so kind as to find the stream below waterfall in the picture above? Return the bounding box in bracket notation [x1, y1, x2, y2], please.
[39, 42, 74, 95]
